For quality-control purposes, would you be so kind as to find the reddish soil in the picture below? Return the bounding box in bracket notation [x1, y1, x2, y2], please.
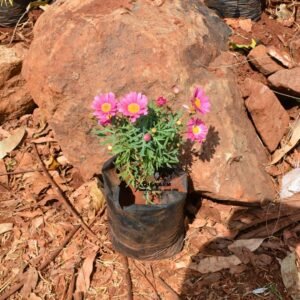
[0, 6, 299, 300]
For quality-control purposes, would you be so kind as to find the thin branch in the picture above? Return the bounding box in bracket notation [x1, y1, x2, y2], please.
[120, 255, 133, 300]
[9, 6, 29, 45]
[0, 169, 43, 176]
[0, 182, 10, 191]
[157, 277, 180, 300]
[33, 143, 97, 239]
[132, 261, 160, 299]
[65, 271, 76, 300]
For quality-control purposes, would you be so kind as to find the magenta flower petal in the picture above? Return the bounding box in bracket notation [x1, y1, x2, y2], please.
[92, 92, 118, 124]
[191, 87, 211, 115]
[187, 118, 208, 143]
[118, 92, 148, 122]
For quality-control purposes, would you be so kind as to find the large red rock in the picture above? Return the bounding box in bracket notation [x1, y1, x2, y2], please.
[268, 67, 300, 97]
[248, 45, 283, 76]
[23, 0, 276, 203]
[0, 45, 36, 124]
[244, 79, 289, 152]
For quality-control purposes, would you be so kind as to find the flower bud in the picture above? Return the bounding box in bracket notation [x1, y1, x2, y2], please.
[143, 133, 152, 142]
[176, 120, 182, 125]
[151, 128, 157, 133]
[173, 85, 180, 94]
[107, 145, 113, 151]
[156, 96, 167, 107]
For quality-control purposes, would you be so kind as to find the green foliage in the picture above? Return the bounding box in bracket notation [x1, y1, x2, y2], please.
[95, 102, 183, 191]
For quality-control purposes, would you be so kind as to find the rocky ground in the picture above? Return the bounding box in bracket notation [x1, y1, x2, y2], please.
[0, 1, 300, 300]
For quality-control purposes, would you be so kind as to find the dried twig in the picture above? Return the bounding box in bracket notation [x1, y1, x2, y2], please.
[0, 182, 10, 191]
[33, 143, 96, 238]
[0, 169, 43, 176]
[132, 261, 160, 299]
[65, 271, 76, 300]
[239, 212, 300, 239]
[120, 255, 133, 300]
[157, 277, 180, 300]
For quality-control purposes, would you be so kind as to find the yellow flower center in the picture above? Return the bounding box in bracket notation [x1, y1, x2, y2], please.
[192, 126, 201, 135]
[194, 97, 201, 108]
[128, 103, 140, 114]
[101, 103, 112, 113]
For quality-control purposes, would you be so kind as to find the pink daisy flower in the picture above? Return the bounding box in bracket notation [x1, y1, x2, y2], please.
[156, 96, 167, 107]
[191, 87, 210, 115]
[118, 92, 148, 122]
[92, 92, 118, 125]
[187, 118, 208, 143]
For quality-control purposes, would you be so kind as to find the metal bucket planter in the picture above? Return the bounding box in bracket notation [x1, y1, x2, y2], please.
[205, 0, 262, 20]
[102, 157, 188, 260]
[0, 0, 31, 27]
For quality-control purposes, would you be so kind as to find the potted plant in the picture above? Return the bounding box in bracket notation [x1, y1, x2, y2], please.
[204, 0, 261, 20]
[0, 0, 31, 27]
[92, 87, 210, 260]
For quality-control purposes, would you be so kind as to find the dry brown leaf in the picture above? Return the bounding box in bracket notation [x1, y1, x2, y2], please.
[56, 155, 69, 165]
[177, 255, 241, 273]
[0, 126, 10, 138]
[31, 216, 44, 230]
[31, 137, 57, 144]
[280, 252, 300, 299]
[75, 247, 99, 294]
[0, 127, 26, 159]
[0, 223, 13, 235]
[224, 18, 240, 29]
[0, 159, 8, 185]
[239, 19, 252, 32]
[29, 293, 42, 300]
[89, 180, 105, 212]
[70, 180, 105, 214]
[45, 155, 60, 170]
[228, 238, 265, 252]
[176, 238, 264, 273]
[23, 172, 50, 195]
[189, 218, 207, 229]
[15, 209, 43, 218]
[271, 119, 300, 165]
[21, 267, 38, 299]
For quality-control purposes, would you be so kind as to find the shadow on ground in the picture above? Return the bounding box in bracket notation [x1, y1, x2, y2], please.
[177, 195, 300, 299]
